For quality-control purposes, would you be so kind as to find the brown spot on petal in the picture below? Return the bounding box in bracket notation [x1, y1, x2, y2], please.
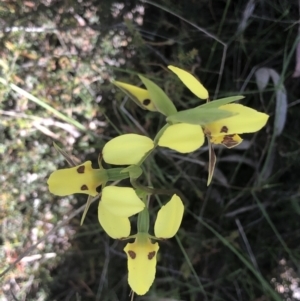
[128, 250, 136, 259]
[220, 126, 228, 133]
[143, 99, 151, 106]
[81, 185, 88, 191]
[77, 165, 85, 173]
[148, 251, 156, 260]
[222, 135, 239, 148]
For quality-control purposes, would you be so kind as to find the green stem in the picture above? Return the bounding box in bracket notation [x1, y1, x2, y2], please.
[137, 208, 150, 233]
[130, 178, 187, 204]
[106, 168, 130, 181]
[136, 148, 155, 166]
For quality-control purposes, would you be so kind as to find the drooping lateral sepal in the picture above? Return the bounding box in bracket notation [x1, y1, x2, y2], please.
[98, 202, 131, 239]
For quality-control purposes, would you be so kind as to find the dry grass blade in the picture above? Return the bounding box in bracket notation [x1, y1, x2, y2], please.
[207, 141, 216, 186]
[53, 142, 77, 167]
[255, 67, 287, 137]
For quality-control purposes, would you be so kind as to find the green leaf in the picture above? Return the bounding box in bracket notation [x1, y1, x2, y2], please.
[138, 75, 177, 116]
[137, 208, 150, 234]
[166, 107, 237, 125]
[199, 96, 245, 109]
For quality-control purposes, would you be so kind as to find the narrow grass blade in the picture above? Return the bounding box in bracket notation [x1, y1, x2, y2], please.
[207, 141, 216, 186]
[53, 142, 76, 167]
[0, 77, 87, 132]
[190, 212, 282, 301]
[81, 195, 98, 225]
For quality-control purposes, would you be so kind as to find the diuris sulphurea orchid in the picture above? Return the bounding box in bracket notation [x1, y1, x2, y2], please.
[125, 194, 183, 295]
[45, 65, 271, 298]
[99, 193, 184, 295]
[159, 65, 269, 151]
[161, 65, 269, 184]
[158, 102, 269, 152]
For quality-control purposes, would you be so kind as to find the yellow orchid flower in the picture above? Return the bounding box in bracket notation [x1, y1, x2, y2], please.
[157, 66, 269, 152]
[158, 103, 269, 152]
[204, 103, 269, 148]
[103, 134, 154, 165]
[123, 194, 184, 295]
[98, 186, 145, 239]
[158, 66, 269, 184]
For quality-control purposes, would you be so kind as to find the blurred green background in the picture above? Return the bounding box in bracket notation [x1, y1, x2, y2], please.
[1, 0, 300, 300]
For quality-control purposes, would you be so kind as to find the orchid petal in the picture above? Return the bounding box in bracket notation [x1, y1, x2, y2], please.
[98, 202, 130, 239]
[47, 161, 106, 196]
[168, 65, 209, 99]
[205, 104, 269, 137]
[101, 186, 145, 217]
[210, 133, 243, 148]
[154, 194, 184, 238]
[113, 81, 157, 111]
[158, 123, 204, 153]
[124, 234, 159, 295]
[103, 134, 154, 165]
[138, 74, 177, 116]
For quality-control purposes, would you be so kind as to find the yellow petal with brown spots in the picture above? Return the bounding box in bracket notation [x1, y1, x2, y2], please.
[210, 134, 243, 148]
[113, 81, 157, 111]
[205, 104, 269, 137]
[124, 233, 159, 295]
[47, 161, 107, 196]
